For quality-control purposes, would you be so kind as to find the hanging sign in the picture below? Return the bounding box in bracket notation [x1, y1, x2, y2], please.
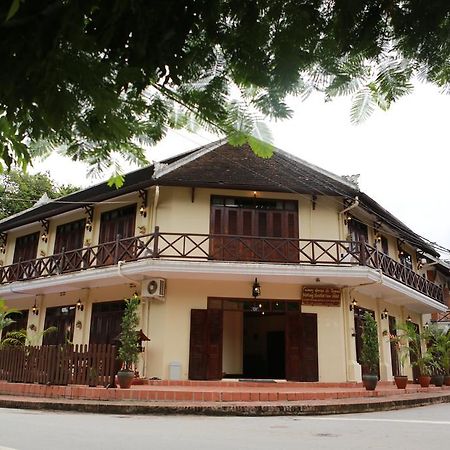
[301, 287, 341, 306]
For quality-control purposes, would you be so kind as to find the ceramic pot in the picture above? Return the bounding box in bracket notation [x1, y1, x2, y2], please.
[444, 375, 450, 386]
[394, 375, 408, 389]
[362, 374, 378, 391]
[117, 370, 134, 389]
[418, 375, 431, 388]
[432, 374, 444, 387]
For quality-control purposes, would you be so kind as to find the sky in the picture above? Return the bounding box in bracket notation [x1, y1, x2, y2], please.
[32, 82, 450, 258]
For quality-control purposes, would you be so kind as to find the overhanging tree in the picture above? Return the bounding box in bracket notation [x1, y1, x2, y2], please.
[1, 1, 450, 183]
[0, 170, 79, 219]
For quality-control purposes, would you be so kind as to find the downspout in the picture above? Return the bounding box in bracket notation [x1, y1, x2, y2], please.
[152, 186, 160, 231]
[117, 260, 141, 285]
[338, 196, 359, 241]
[339, 196, 360, 216]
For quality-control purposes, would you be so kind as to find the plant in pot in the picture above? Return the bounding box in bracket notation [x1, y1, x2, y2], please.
[360, 312, 380, 391]
[424, 325, 450, 387]
[389, 328, 410, 389]
[117, 294, 140, 389]
[414, 350, 436, 387]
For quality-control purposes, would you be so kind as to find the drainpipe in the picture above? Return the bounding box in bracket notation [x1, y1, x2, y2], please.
[338, 197, 359, 240]
[151, 186, 160, 231]
[339, 196, 360, 216]
[117, 260, 141, 285]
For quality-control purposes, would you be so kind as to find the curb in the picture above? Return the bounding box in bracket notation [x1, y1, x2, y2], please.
[0, 392, 449, 416]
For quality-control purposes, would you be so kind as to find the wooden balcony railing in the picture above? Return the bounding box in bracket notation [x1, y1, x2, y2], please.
[0, 227, 444, 304]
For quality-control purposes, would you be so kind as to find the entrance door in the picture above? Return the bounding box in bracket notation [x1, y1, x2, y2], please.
[285, 313, 318, 381]
[188, 309, 223, 380]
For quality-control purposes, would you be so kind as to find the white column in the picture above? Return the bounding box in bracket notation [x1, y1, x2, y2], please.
[377, 300, 392, 381]
[343, 289, 361, 382]
[73, 288, 90, 346]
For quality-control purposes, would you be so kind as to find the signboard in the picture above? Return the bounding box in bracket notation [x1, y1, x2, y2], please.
[301, 287, 341, 306]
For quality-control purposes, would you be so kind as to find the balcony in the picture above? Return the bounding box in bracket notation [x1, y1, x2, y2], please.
[0, 227, 444, 304]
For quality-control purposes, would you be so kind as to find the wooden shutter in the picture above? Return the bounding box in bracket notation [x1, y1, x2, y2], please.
[301, 313, 318, 381]
[54, 219, 86, 254]
[13, 232, 39, 263]
[188, 309, 223, 380]
[285, 313, 302, 381]
[388, 316, 399, 377]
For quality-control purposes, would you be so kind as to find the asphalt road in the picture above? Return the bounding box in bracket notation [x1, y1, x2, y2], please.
[0, 404, 449, 450]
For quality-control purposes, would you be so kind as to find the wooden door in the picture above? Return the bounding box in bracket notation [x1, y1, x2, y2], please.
[89, 301, 126, 344]
[13, 232, 40, 279]
[54, 219, 86, 253]
[98, 205, 136, 265]
[285, 313, 318, 381]
[301, 313, 319, 382]
[188, 309, 223, 380]
[210, 197, 298, 262]
[54, 219, 86, 271]
[43, 306, 76, 345]
[13, 232, 40, 263]
[388, 315, 399, 377]
[354, 307, 380, 377]
[410, 322, 421, 383]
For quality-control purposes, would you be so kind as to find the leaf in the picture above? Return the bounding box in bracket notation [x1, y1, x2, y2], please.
[350, 87, 375, 124]
[107, 173, 125, 189]
[5, 0, 20, 21]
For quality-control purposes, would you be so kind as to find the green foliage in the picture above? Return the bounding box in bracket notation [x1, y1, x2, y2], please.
[0, 299, 18, 335]
[423, 325, 450, 375]
[393, 321, 439, 376]
[117, 295, 140, 371]
[360, 312, 380, 374]
[2, 1, 450, 180]
[0, 326, 57, 348]
[0, 170, 79, 219]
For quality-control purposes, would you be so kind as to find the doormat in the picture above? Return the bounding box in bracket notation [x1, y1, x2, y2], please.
[238, 379, 277, 383]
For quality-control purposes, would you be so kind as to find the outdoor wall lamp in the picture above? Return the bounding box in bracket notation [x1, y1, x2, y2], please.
[349, 299, 357, 312]
[32, 302, 39, 316]
[0, 233, 7, 254]
[40, 219, 49, 243]
[424, 322, 429, 330]
[381, 308, 388, 320]
[138, 189, 148, 217]
[406, 315, 412, 322]
[76, 299, 84, 311]
[76, 320, 83, 330]
[252, 278, 261, 298]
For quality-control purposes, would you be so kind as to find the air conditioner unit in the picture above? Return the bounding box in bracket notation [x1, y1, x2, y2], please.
[141, 278, 166, 300]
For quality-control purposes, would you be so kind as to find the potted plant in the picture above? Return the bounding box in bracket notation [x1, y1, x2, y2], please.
[389, 328, 410, 389]
[360, 312, 380, 391]
[117, 294, 141, 389]
[424, 325, 450, 387]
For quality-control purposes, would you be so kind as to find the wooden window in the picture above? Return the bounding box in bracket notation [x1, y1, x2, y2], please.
[210, 196, 299, 262]
[54, 219, 86, 254]
[13, 232, 39, 263]
[89, 301, 125, 345]
[43, 305, 76, 345]
[381, 236, 389, 255]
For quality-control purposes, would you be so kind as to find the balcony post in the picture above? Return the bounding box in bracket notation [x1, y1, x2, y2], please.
[153, 226, 160, 258]
[60, 247, 66, 274]
[114, 234, 121, 264]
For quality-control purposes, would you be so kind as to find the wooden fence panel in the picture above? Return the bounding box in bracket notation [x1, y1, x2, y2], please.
[0, 344, 117, 386]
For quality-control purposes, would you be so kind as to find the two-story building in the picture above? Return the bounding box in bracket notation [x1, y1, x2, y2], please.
[0, 140, 448, 383]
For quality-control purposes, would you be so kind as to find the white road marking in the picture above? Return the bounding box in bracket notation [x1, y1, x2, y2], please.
[0, 446, 18, 450]
[296, 417, 450, 425]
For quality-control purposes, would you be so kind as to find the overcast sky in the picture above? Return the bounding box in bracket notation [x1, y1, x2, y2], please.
[32, 82, 450, 258]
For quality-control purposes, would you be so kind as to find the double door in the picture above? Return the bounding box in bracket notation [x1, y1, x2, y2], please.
[188, 309, 318, 381]
[210, 197, 299, 262]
